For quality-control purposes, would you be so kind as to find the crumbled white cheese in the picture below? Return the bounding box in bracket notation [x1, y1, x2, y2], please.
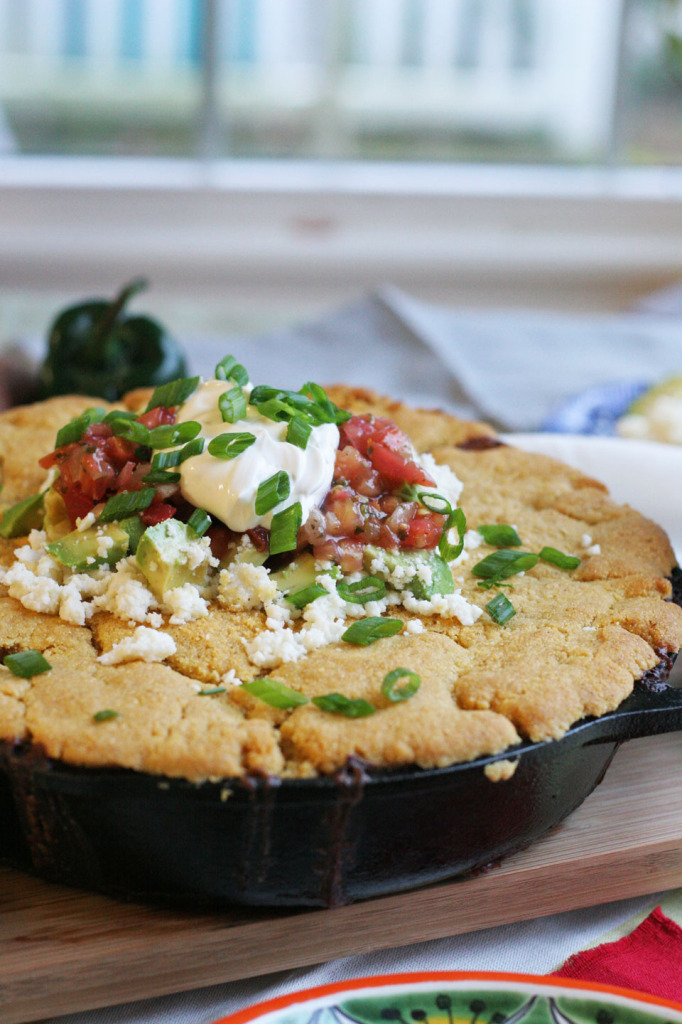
[92, 572, 159, 624]
[401, 590, 482, 625]
[95, 532, 115, 559]
[162, 583, 209, 625]
[581, 534, 593, 548]
[405, 619, 425, 634]
[76, 512, 96, 532]
[59, 580, 93, 626]
[585, 543, 601, 556]
[4, 562, 61, 614]
[219, 562, 277, 609]
[222, 668, 243, 687]
[418, 453, 463, 508]
[98, 626, 177, 665]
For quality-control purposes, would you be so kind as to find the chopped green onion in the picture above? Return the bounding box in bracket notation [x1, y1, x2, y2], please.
[55, 406, 107, 448]
[103, 410, 137, 425]
[341, 617, 403, 646]
[148, 421, 201, 449]
[472, 549, 539, 588]
[478, 524, 522, 548]
[219, 386, 247, 424]
[92, 709, 119, 723]
[187, 508, 212, 537]
[269, 502, 302, 555]
[207, 432, 256, 459]
[286, 584, 327, 609]
[299, 382, 351, 424]
[419, 493, 452, 515]
[242, 678, 309, 709]
[439, 506, 467, 561]
[197, 686, 226, 697]
[539, 546, 581, 571]
[337, 576, 387, 605]
[255, 471, 290, 516]
[142, 469, 182, 484]
[286, 417, 312, 450]
[311, 693, 376, 717]
[255, 397, 300, 423]
[250, 386, 314, 414]
[381, 667, 421, 703]
[485, 592, 517, 625]
[3, 650, 52, 678]
[0, 492, 45, 539]
[151, 437, 204, 470]
[98, 488, 155, 524]
[215, 355, 249, 386]
[146, 376, 200, 412]
[108, 417, 151, 445]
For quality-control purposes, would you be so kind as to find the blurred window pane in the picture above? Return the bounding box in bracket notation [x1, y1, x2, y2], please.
[0, 0, 680, 166]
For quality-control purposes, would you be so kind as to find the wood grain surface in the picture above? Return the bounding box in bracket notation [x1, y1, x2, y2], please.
[1, 733, 682, 1024]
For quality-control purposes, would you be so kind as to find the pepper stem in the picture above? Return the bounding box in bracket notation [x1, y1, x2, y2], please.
[85, 278, 148, 361]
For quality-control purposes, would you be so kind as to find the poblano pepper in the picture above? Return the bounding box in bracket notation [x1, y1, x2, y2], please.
[37, 279, 187, 402]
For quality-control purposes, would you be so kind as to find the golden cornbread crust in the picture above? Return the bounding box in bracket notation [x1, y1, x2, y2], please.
[0, 389, 681, 783]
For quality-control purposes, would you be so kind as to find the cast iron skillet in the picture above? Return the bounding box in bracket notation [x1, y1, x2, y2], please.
[1, 573, 681, 910]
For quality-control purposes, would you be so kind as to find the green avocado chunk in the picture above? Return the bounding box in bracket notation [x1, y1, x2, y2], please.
[0, 492, 46, 539]
[270, 551, 318, 596]
[46, 522, 130, 571]
[136, 518, 207, 598]
[362, 545, 454, 600]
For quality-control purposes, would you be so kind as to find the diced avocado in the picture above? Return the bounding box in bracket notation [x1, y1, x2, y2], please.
[46, 522, 130, 571]
[119, 515, 146, 554]
[43, 489, 71, 541]
[270, 551, 319, 598]
[362, 545, 454, 600]
[0, 492, 45, 539]
[222, 540, 268, 569]
[136, 518, 207, 598]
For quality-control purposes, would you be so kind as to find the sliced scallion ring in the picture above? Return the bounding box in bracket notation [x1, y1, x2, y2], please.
[341, 617, 403, 646]
[3, 650, 52, 678]
[187, 508, 212, 537]
[419, 492, 452, 516]
[150, 437, 204, 471]
[108, 417, 151, 445]
[286, 416, 312, 450]
[539, 546, 581, 571]
[255, 471, 290, 516]
[242, 678, 309, 709]
[215, 355, 249, 386]
[148, 421, 201, 449]
[286, 583, 328, 609]
[337, 576, 387, 605]
[311, 693, 376, 717]
[55, 406, 107, 448]
[98, 488, 155, 524]
[472, 549, 539, 588]
[269, 502, 302, 555]
[92, 709, 120, 722]
[146, 376, 200, 412]
[439, 506, 467, 562]
[478, 524, 522, 548]
[381, 667, 421, 703]
[485, 592, 517, 624]
[219, 386, 247, 424]
[207, 432, 256, 460]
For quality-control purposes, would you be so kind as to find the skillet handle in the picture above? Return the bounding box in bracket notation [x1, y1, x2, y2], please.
[586, 681, 682, 745]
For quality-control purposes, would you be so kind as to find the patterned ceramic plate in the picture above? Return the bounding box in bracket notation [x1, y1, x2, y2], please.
[213, 973, 682, 1024]
[541, 381, 649, 436]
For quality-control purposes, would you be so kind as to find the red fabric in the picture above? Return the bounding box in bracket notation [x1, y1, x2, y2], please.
[553, 906, 682, 1002]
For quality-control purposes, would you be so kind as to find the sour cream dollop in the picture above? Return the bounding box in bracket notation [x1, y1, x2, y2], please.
[176, 379, 339, 532]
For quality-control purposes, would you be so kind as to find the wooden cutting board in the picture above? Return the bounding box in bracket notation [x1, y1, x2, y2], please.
[1, 733, 682, 1024]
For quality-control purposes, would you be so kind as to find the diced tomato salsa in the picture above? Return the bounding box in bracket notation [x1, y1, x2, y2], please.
[308, 414, 445, 572]
[39, 408, 179, 528]
[39, 408, 446, 571]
